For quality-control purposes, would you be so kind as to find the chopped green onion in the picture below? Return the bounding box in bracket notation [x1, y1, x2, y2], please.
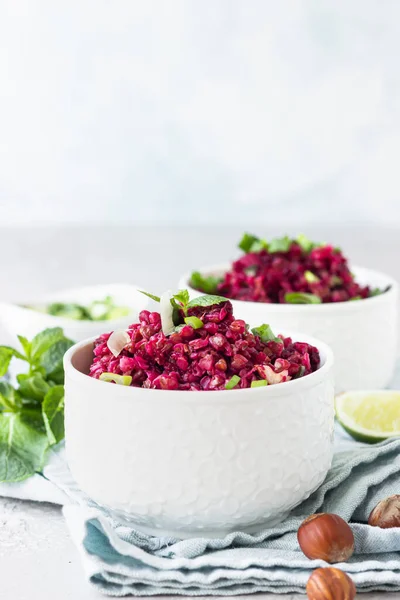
[350, 296, 362, 301]
[225, 375, 241, 390]
[184, 316, 204, 329]
[284, 292, 322, 304]
[244, 265, 258, 276]
[295, 365, 306, 378]
[99, 373, 132, 386]
[331, 275, 343, 286]
[251, 380, 268, 388]
[304, 270, 320, 283]
[238, 233, 259, 253]
[251, 324, 282, 344]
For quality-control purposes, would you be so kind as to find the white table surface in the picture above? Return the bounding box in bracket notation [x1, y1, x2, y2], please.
[0, 224, 399, 600]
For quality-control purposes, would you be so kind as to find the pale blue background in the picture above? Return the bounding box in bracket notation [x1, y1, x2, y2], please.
[0, 0, 399, 226]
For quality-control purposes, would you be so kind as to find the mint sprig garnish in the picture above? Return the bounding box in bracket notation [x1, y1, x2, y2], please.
[0, 328, 73, 482]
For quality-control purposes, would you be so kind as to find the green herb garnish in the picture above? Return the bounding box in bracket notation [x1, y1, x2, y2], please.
[189, 271, 222, 294]
[99, 373, 133, 386]
[0, 328, 74, 483]
[139, 290, 161, 302]
[251, 324, 282, 344]
[26, 296, 130, 322]
[251, 380, 268, 388]
[184, 316, 204, 329]
[284, 292, 322, 304]
[268, 236, 292, 254]
[304, 270, 320, 283]
[296, 234, 315, 253]
[186, 294, 228, 310]
[225, 375, 241, 390]
[238, 233, 259, 253]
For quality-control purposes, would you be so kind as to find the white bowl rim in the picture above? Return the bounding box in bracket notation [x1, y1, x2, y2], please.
[1, 283, 147, 327]
[180, 264, 398, 312]
[64, 331, 334, 403]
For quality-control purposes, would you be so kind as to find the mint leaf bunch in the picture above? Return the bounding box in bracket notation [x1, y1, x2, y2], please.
[0, 328, 74, 482]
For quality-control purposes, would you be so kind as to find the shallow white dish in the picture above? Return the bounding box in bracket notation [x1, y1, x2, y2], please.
[179, 265, 398, 392]
[0, 283, 148, 343]
[64, 332, 334, 539]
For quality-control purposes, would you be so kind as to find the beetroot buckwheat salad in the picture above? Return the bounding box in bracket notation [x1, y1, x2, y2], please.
[190, 233, 387, 304]
[89, 291, 320, 391]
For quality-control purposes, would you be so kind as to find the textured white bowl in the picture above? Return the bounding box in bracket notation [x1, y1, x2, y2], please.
[0, 283, 148, 343]
[180, 265, 398, 392]
[64, 333, 334, 539]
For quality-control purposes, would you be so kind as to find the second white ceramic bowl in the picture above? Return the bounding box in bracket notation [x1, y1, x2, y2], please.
[180, 265, 398, 392]
[0, 283, 148, 344]
[64, 332, 334, 539]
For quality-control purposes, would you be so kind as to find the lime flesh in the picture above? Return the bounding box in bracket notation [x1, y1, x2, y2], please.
[336, 390, 400, 443]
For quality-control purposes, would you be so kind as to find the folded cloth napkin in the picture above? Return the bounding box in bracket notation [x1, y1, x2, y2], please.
[31, 429, 400, 596]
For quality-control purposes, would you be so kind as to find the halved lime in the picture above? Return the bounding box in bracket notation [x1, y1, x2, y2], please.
[336, 390, 400, 443]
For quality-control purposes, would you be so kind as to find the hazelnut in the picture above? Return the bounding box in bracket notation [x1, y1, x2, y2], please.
[306, 567, 356, 600]
[297, 513, 355, 563]
[368, 494, 400, 529]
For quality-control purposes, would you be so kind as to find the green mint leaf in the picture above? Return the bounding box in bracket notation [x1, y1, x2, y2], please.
[189, 271, 222, 294]
[17, 335, 32, 360]
[238, 233, 259, 253]
[251, 324, 282, 344]
[184, 316, 204, 329]
[268, 236, 292, 253]
[225, 375, 241, 389]
[186, 295, 228, 309]
[42, 386, 65, 445]
[39, 338, 74, 382]
[304, 270, 320, 283]
[284, 292, 322, 304]
[30, 328, 67, 362]
[173, 289, 190, 307]
[249, 239, 268, 253]
[0, 382, 22, 411]
[138, 290, 161, 303]
[17, 373, 50, 402]
[0, 347, 15, 377]
[0, 412, 49, 482]
[369, 287, 390, 297]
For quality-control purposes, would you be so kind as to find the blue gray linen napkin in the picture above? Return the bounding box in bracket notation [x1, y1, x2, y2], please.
[42, 427, 400, 597]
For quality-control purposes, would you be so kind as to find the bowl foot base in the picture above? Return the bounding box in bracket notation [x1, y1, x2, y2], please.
[119, 511, 290, 540]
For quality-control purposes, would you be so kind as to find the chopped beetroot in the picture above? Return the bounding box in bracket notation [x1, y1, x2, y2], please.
[89, 300, 320, 391]
[191, 235, 375, 303]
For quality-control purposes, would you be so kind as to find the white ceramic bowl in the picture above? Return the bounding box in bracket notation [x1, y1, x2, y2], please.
[180, 265, 398, 392]
[0, 283, 148, 344]
[64, 333, 334, 539]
